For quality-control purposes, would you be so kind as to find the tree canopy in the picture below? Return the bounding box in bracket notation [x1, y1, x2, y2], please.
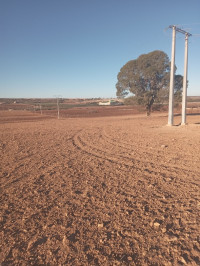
[116, 50, 183, 115]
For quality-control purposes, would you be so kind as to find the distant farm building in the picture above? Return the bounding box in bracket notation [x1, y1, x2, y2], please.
[98, 100, 111, 106]
[98, 100, 123, 106]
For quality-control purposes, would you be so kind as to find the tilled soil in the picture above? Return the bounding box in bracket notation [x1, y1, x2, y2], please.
[0, 111, 200, 265]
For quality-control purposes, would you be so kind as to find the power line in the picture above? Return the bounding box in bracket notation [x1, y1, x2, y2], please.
[169, 24, 200, 37]
[169, 25, 192, 36]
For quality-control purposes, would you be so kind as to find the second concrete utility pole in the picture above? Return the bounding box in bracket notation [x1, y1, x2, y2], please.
[168, 25, 176, 126]
[181, 33, 189, 125]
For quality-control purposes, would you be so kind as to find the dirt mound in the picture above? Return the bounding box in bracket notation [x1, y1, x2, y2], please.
[0, 111, 200, 265]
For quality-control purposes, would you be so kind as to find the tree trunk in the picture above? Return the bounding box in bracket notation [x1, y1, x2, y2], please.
[146, 105, 151, 116]
[146, 97, 154, 116]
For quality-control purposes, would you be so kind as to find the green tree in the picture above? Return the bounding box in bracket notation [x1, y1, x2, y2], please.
[116, 50, 183, 115]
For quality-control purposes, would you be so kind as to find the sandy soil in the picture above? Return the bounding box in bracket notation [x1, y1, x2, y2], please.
[0, 110, 200, 265]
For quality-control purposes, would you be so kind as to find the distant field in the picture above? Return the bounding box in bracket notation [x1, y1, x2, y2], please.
[188, 96, 200, 102]
[1, 97, 200, 118]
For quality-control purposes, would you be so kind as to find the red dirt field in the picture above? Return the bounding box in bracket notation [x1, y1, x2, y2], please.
[0, 110, 200, 265]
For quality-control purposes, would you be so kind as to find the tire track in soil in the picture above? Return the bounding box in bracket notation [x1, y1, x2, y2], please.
[72, 127, 199, 189]
[71, 125, 199, 202]
[70, 125, 200, 264]
[101, 127, 200, 175]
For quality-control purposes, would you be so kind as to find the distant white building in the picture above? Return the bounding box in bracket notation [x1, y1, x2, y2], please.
[98, 100, 111, 106]
[98, 100, 123, 106]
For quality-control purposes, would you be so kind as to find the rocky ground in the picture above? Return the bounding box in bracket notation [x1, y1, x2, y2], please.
[0, 110, 200, 265]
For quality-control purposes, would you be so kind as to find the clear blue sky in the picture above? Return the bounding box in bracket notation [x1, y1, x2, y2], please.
[0, 0, 200, 98]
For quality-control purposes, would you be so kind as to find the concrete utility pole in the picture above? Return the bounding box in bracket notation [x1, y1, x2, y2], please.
[40, 104, 42, 115]
[168, 25, 176, 126]
[54, 95, 62, 119]
[57, 98, 60, 119]
[181, 33, 189, 125]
